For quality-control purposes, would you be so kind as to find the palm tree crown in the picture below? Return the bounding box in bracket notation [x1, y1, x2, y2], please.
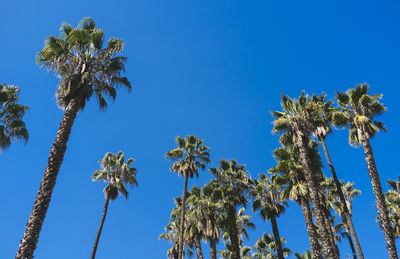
[0, 84, 29, 151]
[37, 17, 131, 110]
[92, 151, 138, 200]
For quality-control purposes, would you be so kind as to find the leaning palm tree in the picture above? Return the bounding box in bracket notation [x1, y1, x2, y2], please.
[90, 151, 137, 259]
[210, 159, 252, 259]
[0, 83, 29, 151]
[271, 92, 336, 258]
[16, 17, 131, 259]
[310, 94, 364, 259]
[250, 174, 287, 259]
[332, 83, 398, 259]
[166, 135, 211, 259]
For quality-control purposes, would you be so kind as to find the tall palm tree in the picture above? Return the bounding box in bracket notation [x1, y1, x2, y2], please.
[16, 17, 131, 259]
[310, 94, 364, 259]
[166, 135, 211, 259]
[252, 233, 291, 259]
[250, 174, 287, 259]
[270, 145, 322, 259]
[272, 92, 336, 258]
[332, 83, 398, 259]
[210, 159, 251, 259]
[0, 83, 29, 151]
[90, 151, 137, 259]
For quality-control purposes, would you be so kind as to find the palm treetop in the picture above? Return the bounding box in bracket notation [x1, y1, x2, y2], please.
[92, 151, 138, 200]
[37, 17, 131, 110]
[0, 84, 29, 151]
[332, 83, 386, 146]
[165, 135, 211, 178]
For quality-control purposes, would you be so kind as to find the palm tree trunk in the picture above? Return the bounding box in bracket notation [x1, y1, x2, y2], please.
[320, 198, 340, 258]
[90, 196, 110, 259]
[16, 99, 80, 259]
[228, 208, 241, 259]
[362, 138, 399, 259]
[345, 230, 357, 259]
[179, 173, 189, 259]
[296, 133, 336, 258]
[210, 238, 217, 259]
[299, 196, 322, 259]
[193, 232, 204, 259]
[320, 137, 364, 259]
[270, 215, 284, 259]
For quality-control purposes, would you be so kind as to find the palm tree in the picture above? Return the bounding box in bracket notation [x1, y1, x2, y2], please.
[166, 135, 211, 259]
[186, 187, 205, 259]
[159, 220, 194, 259]
[16, 17, 131, 259]
[310, 94, 364, 259]
[270, 145, 322, 259]
[379, 177, 400, 240]
[272, 92, 336, 258]
[250, 174, 287, 259]
[0, 83, 29, 151]
[252, 233, 291, 259]
[210, 159, 252, 259]
[90, 151, 137, 259]
[332, 83, 398, 259]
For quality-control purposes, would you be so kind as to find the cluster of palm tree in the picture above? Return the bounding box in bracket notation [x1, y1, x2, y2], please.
[1, 16, 399, 259]
[160, 86, 400, 258]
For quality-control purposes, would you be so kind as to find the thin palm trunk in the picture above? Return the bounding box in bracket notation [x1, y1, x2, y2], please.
[320, 137, 364, 259]
[345, 230, 357, 259]
[362, 139, 398, 259]
[270, 215, 284, 259]
[210, 238, 217, 259]
[193, 232, 204, 259]
[299, 196, 322, 259]
[228, 208, 241, 259]
[320, 198, 340, 258]
[179, 173, 189, 259]
[296, 133, 336, 258]
[16, 99, 80, 259]
[90, 196, 110, 259]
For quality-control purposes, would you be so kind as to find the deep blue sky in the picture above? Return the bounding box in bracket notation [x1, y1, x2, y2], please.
[1, 0, 400, 258]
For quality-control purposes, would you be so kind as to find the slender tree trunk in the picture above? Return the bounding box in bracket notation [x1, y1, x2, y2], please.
[179, 173, 189, 259]
[345, 230, 357, 259]
[228, 208, 241, 259]
[16, 99, 80, 259]
[299, 196, 323, 259]
[320, 137, 364, 259]
[270, 215, 284, 259]
[210, 238, 217, 259]
[90, 196, 110, 259]
[296, 133, 336, 258]
[320, 198, 340, 258]
[362, 138, 399, 259]
[193, 232, 204, 259]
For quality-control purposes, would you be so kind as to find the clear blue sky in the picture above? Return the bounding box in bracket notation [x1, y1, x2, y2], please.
[1, 0, 399, 258]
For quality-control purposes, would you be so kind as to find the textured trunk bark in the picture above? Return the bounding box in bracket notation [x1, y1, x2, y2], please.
[320, 138, 364, 259]
[270, 215, 284, 259]
[296, 133, 336, 258]
[299, 196, 322, 259]
[16, 99, 80, 259]
[210, 238, 217, 259]
[362, 138, 398, 259]
[90, 196, 110, 259]
[179, 173, 189, 259]
[193, 232, 204, 259]
[320, 198, 340, 258]
[228, 208, 241, 259]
